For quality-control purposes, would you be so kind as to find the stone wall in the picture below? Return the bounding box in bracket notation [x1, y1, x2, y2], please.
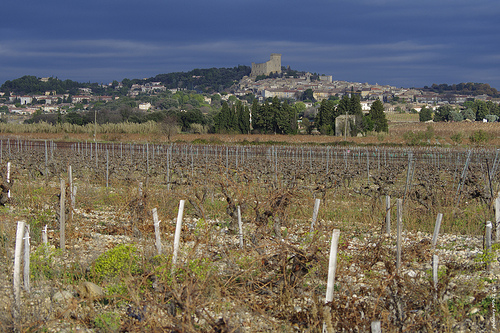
[251, 53, 282, 77]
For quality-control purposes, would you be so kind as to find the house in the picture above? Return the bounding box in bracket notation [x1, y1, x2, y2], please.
[19, 96, 33, 105]
[139, 103, 151, 111]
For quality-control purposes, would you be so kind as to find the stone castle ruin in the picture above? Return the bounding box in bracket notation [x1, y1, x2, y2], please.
[251, 54, 282, 77]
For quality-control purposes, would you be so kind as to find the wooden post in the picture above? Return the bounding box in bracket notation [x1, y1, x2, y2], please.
[42, 225, 48, 245]
[431, 213, 443, 248]
[371, 321, 381, 333]
[172, 200, 185, 267]
[325, 229, 340, 302]
[486, 221, 492, 271]
[23, 225, 30, 293]
[385, 195, 391, 234]
[106, 150, 109, 187]
[432, 254, 439, 291]
[68, 165, 74, 220]
[238, 206, 244, 248]
[323, 229, 340, 333]
[396, 199, 402, 271]
[310, 198, 321, 233]
[7, 161, 11, 198]
[495, 197, 500, 242]
[152, 208, 162, 255]
[486, 221, 492, 251]
[59, 179, 66, 251]
[13, 220, 26, 320]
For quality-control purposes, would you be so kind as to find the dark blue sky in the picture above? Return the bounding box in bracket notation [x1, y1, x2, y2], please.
[1, 0, 499, 89]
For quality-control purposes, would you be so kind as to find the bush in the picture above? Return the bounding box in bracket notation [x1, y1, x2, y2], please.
[484, 114, 498, 122]
[450, 132, 463, 144]
[469, 130, 490, 144]
[94, 312, 120, 332]
[449, 110, 463, 122]
[91, 244, 140, 282]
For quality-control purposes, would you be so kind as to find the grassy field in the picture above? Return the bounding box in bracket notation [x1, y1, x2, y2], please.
[3, 120, 499, 147]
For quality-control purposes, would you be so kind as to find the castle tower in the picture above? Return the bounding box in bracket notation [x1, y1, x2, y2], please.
[251, 54, 282, 77]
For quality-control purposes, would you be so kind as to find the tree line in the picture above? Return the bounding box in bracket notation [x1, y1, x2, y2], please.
[314, 95, 388, 135]
[419, 100, 500, 122]
[422, 82, 499, 97]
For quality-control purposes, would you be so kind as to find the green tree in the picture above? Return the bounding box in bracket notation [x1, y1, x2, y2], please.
[315, 99, 335, 135]
[301, 89, 315, 102]
[214, 101, 233, 133]
[368, 100, 388, 132]
[301, 118, 312, 134]
[474, 100, 489, 121]
[434, 105, 452, 122]
[419, 107, 433, 122]
[235, 101, 250, 134]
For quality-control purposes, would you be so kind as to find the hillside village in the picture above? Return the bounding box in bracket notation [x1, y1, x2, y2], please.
[2, 76, 498, 117]
[1, 54, 499, 123]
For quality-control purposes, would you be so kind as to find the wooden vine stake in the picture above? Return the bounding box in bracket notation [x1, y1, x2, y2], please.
[68, 165, 75, 220]
[172, 200, 185, 269]
[237, 205, 244, 248]
[371, 321, 381, 333]
[42, 225, 48, 245]
[59, 179, 66, 251]
[24, 225, 30, 293]
[323, 229, 340, 333]
[385, 195, 391, 234]
[495, 197, 500, 242]
[7, 161, 11, 198]
[310, 198, 321, 233]
[432, 254, 439, 297]
[152, 208, 162, 255]
[486, 221, 492, 271]
[13, 220, 26, 321]
[431, 213, 443, 248]
[396, 199, 402, 271]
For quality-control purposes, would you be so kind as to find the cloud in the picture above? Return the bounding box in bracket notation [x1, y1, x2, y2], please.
[0, 37, 497, 88]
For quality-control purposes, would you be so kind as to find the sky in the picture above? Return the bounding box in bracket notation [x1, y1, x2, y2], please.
[1, 0, 500, 89]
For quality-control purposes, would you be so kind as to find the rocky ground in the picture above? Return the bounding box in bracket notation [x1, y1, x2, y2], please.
[1, 203, 499, 332]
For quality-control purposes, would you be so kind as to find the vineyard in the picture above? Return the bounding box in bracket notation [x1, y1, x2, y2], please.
[1, 136, 500, 332]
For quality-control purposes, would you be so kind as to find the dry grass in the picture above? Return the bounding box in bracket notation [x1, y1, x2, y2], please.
[1, 130, 499, 331]
[2, 118, 499, 147]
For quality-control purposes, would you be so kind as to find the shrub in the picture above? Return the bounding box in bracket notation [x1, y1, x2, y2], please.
[94, 312, 120, 332]
[91, 244, 140, 282]
[450, 132, 463, 144]
[469, 130, 490, 144]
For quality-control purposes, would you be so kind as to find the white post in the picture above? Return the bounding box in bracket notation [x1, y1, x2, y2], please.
[42, 225, 48, 245]
[13, 220, 26, 320]
[323, 229, 340, 333]
[310, 198, 321, 233]
[486, 221, 492, 271]
[152, 208, 162, 255]
[68, 165, 73, 204]
[23, 225, 30, 293]
[68, 166, 74, 220]
[495, 197, 500, 242]
[396, 199, 403, 271]
[432, 254, 439, 290]
[371, 321, 382, 333]
[325, 229, 340, 302]
[59, 179, 65, 251]
[172, 200, 185, 267]
[431, 213, 443, 248]
[486, 221, 492, 251]
[7, 161, 11, 198]
[238, 206, 244, 248]
[72, 186, 77, 211]
[385, 195, 391, 234]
